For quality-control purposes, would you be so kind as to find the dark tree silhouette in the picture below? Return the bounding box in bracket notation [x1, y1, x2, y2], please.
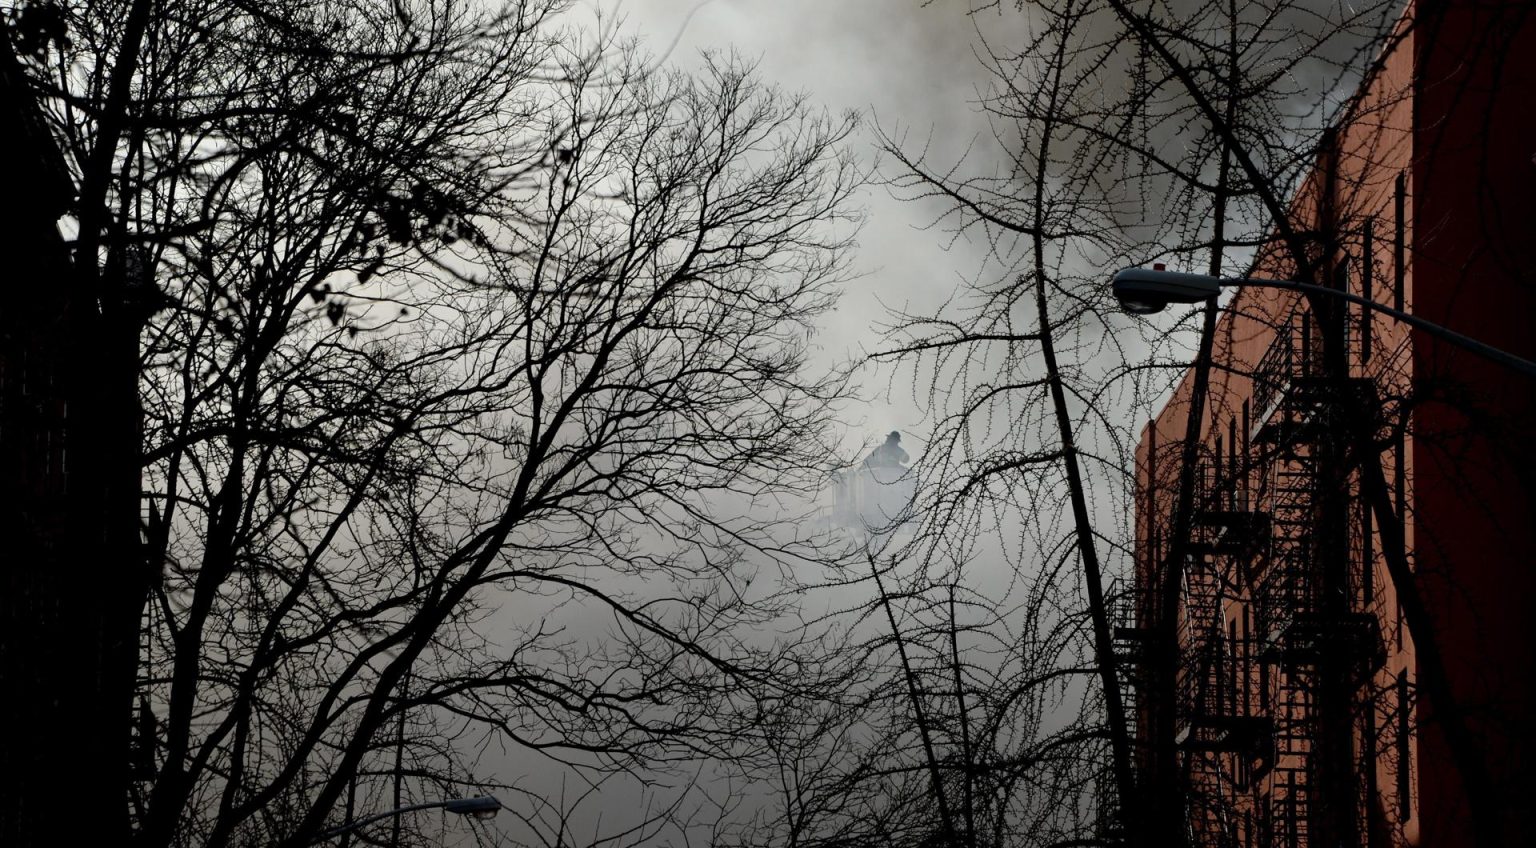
[863, 1, 1468, 847]
[5, 2, 863, 845]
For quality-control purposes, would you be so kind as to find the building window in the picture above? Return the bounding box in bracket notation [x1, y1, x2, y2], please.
[1360, 220, 1374, 365]
[1334, 258, 1352, 367]
[1227, 418, 1238, 502]
[1394, 426, 1407, 531]
[1227, 618, 1238, 716]
[1394, 171, 1407, 312]
[1241, 606, 1252, 716]
[1364, 694, 1380, 830]
[1396, 670, 1414, 821]
[1360, 497, 1374, 606]
[1260, 644, 1270, 712]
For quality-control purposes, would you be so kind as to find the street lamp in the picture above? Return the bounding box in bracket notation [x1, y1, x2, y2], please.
[1109, 266, 1222, 314]
[309, 795, 502, 844]
[1110, 266, 1536, 379]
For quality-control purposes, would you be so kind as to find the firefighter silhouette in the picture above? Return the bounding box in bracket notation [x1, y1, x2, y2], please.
[864, 431, 909, 469]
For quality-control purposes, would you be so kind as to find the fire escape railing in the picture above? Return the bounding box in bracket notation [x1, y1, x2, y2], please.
[1175, 625, 1271, 753]
[1252, 314, 1324, 426]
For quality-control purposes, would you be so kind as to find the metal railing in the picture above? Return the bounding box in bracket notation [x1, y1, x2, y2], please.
[1251, 308, 1366, 427]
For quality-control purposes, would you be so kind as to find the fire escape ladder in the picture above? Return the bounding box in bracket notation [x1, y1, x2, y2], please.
[1270, 755, 1312, 848]
[1259, 453, 1385, 675]
[1259, 446, 1320, 659]
[1184, 563, 1222, 651]
[1177, 622, 1275, 848]
[1192, 456, 1269, 564]
[1273, 667, 1315, 758]
[1267, 663, 1315, 848]
[1177, 626, 1272, 747]
[1110, 583, 1147, 786]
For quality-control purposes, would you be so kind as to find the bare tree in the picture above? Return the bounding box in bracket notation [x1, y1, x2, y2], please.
[8, 2, 864, 845]
[875, 1, 1536, 847]
[6, 0, 568, 843]
[869, 1, 1422, 846]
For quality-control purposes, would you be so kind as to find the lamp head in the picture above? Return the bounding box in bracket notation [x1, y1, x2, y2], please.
[1111, 266, 1223, 315]
[1118, 294, 1168, 315]
[444, 796, 502, 820]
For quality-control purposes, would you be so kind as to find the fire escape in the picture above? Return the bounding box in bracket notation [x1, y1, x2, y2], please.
[1248, 309, 1384, 848]
[1176, 450, 1271, 847]
[1128, 306, 1391, 848]
[1125, 302, 1392, 848]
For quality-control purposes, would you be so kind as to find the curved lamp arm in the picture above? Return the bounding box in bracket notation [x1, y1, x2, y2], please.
[1228, 277, 1536, 380]
[1109, 267, 1536, 380]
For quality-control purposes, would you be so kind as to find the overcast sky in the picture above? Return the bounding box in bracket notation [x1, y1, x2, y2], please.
[617, 0, 1016, 449]
[467, 7, 1017, 842]
[466, 4, 1406, 842]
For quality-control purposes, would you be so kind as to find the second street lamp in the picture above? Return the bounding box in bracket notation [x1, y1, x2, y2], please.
[1110, 266, 1536, 380]
[308, 795, 503, 844]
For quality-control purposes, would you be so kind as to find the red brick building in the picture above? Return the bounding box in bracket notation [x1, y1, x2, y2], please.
[1126, 2, 1536, 846]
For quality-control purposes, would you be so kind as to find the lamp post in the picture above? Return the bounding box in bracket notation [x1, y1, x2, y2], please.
[308, 795, 502, 844]
[1110, 266, 1536, 379]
